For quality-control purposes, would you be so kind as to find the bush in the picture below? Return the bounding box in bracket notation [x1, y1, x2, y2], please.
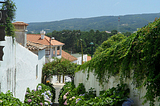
[24, 87, 46, 105]
[45, 82, 56, 102]
[0, 83, 56, 106]
[78, 84, 130, 106]
[59, 82, 75, 106]
[0, 91, 25, 105]
[59, 82, 96, 106]
[59, 82, 131, 106]
[24, 83, 55, 106]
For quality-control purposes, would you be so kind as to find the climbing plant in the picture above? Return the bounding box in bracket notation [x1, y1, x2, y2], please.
[76, 18, 160, 105]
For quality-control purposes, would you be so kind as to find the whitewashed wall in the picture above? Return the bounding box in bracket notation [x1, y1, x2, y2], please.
[74, 70, 160, 106]
[76, 54, 88, 65]
[0, 36, 45, 102]
[72, 60, 77, 64]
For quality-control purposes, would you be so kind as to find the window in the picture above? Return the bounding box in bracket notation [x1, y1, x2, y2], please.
[45, 50, 50, 57]
[36, 65, 38, 79]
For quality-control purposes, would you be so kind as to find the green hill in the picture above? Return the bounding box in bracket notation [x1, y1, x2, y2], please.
[27, 13, 160, 33]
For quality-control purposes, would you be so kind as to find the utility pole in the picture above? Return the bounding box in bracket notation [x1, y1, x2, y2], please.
[80, 39, 83, 65]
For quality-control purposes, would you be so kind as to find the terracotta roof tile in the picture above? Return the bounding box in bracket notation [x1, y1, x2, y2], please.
[26, 41, 46, 50]
[27, 34, 64, 46]
[12, 22, 28, 26]
[57, 50, 77, 62]
[87, 56, 91, 61]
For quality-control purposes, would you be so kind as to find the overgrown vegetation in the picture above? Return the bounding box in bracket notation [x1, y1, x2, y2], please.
[76, 18, 160, 105]
[59, 82, 130, 106]
[0, 91, 24, 105]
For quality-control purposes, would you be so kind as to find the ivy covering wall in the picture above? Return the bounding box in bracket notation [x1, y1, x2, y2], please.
[77, 18, 160, 106]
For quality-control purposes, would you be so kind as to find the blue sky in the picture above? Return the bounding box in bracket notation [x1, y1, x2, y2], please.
[13, 0, 160, 23]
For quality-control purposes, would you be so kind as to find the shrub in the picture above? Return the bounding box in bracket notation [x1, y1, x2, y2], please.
[59, 82, 96, 106]
[59, 82, 75, 106]
[24, 83, 55, 106]
[0, 91, 25, 105]
[59, 82, 131, 106]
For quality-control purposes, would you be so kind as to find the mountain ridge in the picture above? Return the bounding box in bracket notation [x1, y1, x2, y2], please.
[27, 13, 160, 33]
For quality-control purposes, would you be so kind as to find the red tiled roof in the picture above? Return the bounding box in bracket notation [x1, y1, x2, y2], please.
[12, 22, 28, 26]
[27, 34, 64, 46]
[26, 41, 46, 50]
[87, 56, 91, 61]
[57, 50, 77, 62]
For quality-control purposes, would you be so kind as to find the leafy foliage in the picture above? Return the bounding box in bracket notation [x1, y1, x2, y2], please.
[42, 58, 77, 83]
[24, 83, 55, 106]
[59, 82, 129, 106]
[94, 33, 126, 55]
[77, 18, 160, 105]
[46, 30, 131, 56]
[1, 0, 16, 37]
[0, 91, 25, 105]
[46, 30, 114, 55]
[77, 84, 129, 106]
[0, 83, 56, 106]
[24, 88, 46, 106]
[59, 82, 76, 106]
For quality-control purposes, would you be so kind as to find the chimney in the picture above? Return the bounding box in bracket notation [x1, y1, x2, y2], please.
[40, 30, 46, 39]
[12, 22, 28, 47]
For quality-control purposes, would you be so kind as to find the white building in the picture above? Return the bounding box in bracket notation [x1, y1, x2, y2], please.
[71, 53, 91, 65]
[0, 36, 45, 101]
[27, 31, 65, 63]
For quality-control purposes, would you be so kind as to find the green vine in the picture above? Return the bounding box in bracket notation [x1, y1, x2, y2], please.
[76, 18, 160, 105]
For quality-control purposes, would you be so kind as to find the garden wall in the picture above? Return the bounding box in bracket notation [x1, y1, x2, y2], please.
[74, 70, 160, 106]
[0, 36, 45, 101]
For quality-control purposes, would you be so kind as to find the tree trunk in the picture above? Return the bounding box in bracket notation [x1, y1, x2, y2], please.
[63, 75, 65, 83]
[59, 75, 61, 83]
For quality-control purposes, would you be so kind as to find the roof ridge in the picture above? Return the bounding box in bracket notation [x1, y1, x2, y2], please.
[44, 36, 51, 45]
[27, 34, 41, 35]
[27, 34, 64, 46]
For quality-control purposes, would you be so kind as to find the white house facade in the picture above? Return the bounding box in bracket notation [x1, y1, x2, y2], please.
[0, 36, 45, 101]
[27, 31, 64, 63]
[71, 53, 88, 65]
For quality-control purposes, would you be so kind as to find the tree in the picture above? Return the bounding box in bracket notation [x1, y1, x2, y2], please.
[123, 32, 131, 37]
[94, 33, 126, 55]
[1, 0, 16, 37]
[111, 30, 118, 35]
[42, 58, 77, 83]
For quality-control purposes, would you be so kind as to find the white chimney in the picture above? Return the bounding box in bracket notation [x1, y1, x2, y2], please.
[40, 30, 46, 39]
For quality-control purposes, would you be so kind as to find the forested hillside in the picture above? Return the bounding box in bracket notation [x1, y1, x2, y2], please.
[27, 13, 160, 33]
[46, 30, 130, 55]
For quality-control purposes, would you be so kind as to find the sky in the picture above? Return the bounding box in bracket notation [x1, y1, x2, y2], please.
[10, 0, 160, 23]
